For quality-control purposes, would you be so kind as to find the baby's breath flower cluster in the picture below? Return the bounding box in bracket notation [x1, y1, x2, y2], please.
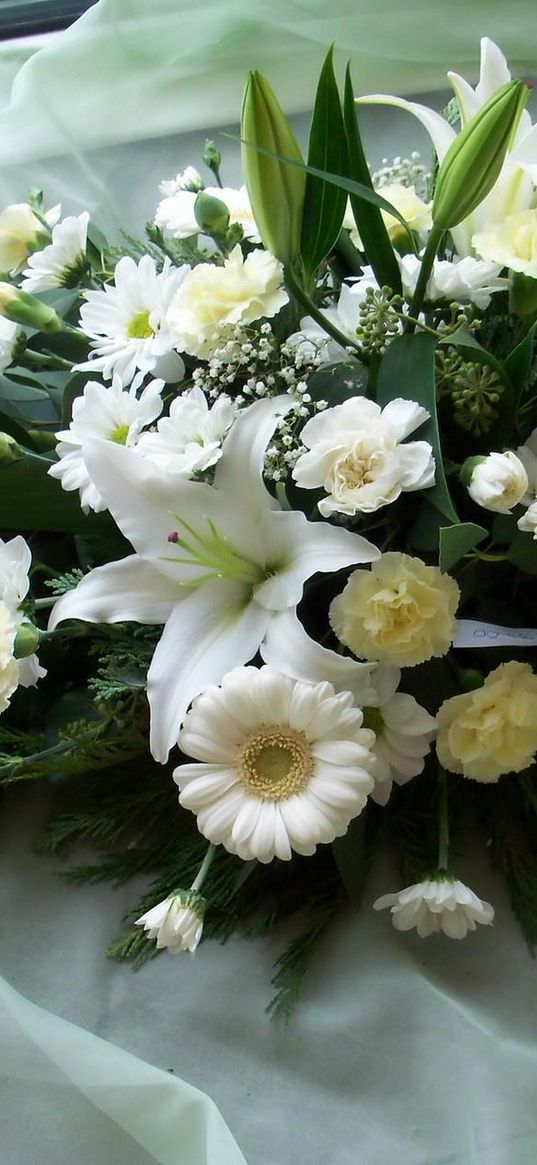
[373, 151, 431, 198]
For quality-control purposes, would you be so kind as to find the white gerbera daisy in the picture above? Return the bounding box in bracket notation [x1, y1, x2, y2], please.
[136, 890, 205, 953]
[373, 875, 494, 939]
[77, 254, 187, 387]
[174, 665, 376, 864]
[20, 212, 89, 292]
[137, 386, 236, 476]
[48, 377, 164, 513]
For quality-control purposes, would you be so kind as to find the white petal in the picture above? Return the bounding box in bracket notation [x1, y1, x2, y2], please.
[49, 556, 181, 628]
[147, 579, 270, 762]
[254, 512, 379, 611]
[260, 609, 377, 704]
[213, 395, 292, 511]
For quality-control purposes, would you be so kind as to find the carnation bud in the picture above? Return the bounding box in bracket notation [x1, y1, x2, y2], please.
[241, 70, 306, 264]
[432, 80, 527, 230]
[0, 432, 22, 463]
[459, 455, 487, 487]
[13, 622, 40, 659]
[194, 192, 230, 235]
[0, 283, 63, 333]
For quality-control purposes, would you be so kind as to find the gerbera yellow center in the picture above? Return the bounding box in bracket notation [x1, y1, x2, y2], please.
[238, 728, 314, 800]
[127, 309, 154, 339]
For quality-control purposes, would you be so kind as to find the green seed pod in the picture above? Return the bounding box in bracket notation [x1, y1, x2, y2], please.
[432, 80, 527, 230]
[241, 70, 306, 264]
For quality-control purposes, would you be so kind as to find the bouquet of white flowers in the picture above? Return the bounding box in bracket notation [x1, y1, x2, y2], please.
[2, 35, 537, 1016]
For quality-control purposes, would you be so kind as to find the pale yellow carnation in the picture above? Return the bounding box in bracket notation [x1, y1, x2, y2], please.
[472, 210, 537, 277]
[345, 183, 432, 249]
[0, 203, 45, 274]
[165, 244, 288, 358]
[0, 657, 18, 713]
[329, 552, 459, 667]
[436, 661, 537, 782]
[0, 597, 16, 669]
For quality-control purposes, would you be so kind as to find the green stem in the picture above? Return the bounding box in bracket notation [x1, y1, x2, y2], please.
[23, 349, 73, 371]
[404, 225, 444, 334]
[284, 266, 370, 366]
[437, 767, 450, 871]
[34, 596, 56, 609]
[191, 843, 218, 892]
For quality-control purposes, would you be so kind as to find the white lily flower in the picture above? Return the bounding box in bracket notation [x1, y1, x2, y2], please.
[358, 38, 537, 256]
[49, 397, 379, 762]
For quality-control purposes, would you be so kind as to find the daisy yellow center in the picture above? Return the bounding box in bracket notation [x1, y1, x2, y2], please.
[238, 728, 314, 801]
[109, 424, 130, 445]
[127, 310, 154, 339]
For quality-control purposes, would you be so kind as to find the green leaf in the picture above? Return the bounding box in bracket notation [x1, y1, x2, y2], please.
[343, 64, 402, 294]
[300, 46, 348, 281]
[377, 332, 459, 525]
[439, 522, 487, 572]
[506, 527, 537, 575]
[0, 449, 98, 533]
[0, 409, 38, 448]
[307, 359, 368, 406]
[332, 814, 368, 906]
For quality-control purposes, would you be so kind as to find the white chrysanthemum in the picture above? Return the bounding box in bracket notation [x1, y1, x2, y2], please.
[137, 386, 236, 476]
[136, 890, 205, 953]
[0, 317, 20, 372]
[21, 212, 89, 292]
[286, 274, 381, 364]
[159, 167, 204, 196]
[293, 396, 435, 517]
[174, 665, 376, 864]
[373, 876, 494, 938]
[399, 253, 507, 309]
[364, 689, 437, 806]
[77, 254, 187, 386]
[155, 184, 260, 242]
[166, 245, 288, 359]
[468, 451, 528, 513]
[48, 377, 164, 513]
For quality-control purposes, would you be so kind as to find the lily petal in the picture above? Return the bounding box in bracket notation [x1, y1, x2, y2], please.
[147, 578, 270, 762]
[213, 394, 292, 512]
[49, 555, 181, 628]
[356, 94, 456, 163]
[260, 609, 377, 705]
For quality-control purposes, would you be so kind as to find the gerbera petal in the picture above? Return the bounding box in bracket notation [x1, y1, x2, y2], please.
[147, 580, 270, 762]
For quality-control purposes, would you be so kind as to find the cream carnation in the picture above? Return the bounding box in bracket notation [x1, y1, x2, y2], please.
[473, 210, 537, 276]
[373, 875, 494, 938]
[467, 451, 529, 513]
[136, 890, 205, 953]
[399, 253, 507, 309]
[174, 665, 375, 864]
[0, 597, 16, 670]
[436, 661, 537, 782]
[292, 396, 435, 517]
[346, 182, 432, 248]
[0, 202, 55, 274]
[165, 245, 288, 359]
[330, 552, 460, 667]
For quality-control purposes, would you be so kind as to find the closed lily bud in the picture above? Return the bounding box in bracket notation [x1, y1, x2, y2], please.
[0, 282, 63, 333]
[194, 191, 230, 235]
[432, 80, 527, 230]
[241, 70, 306, 264]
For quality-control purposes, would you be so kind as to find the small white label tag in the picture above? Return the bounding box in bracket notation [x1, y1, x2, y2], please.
[454, 619, 537, 648]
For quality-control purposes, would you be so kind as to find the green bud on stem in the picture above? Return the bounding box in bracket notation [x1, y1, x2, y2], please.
[13, 622, 40, 659]
[432, 80, 527, 230]
[459, 455, 487, 487]
[0, 282, 63, 333]
[241, 70, 306, 264]
[194, 192, 230, 235]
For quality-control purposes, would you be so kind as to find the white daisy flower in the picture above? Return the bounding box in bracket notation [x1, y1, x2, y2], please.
[174, 665, 376, 864]
[20, 212, 89, 292]
[136, 890, 205, 953]
[159, 166, 204, 196]
[137, 386, 236, 476]
[373, 875, 494, 939]
[155, 184, 260, 242]
[48, 377, 164, 513]
[77, 254, 187, 387]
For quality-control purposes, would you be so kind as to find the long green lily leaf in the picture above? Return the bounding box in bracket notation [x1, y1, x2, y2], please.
[377, 333, 458, 524]
[0, 449, 96, 532]
[343, 64, 402, 294]
[300, 46, 348, 281]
